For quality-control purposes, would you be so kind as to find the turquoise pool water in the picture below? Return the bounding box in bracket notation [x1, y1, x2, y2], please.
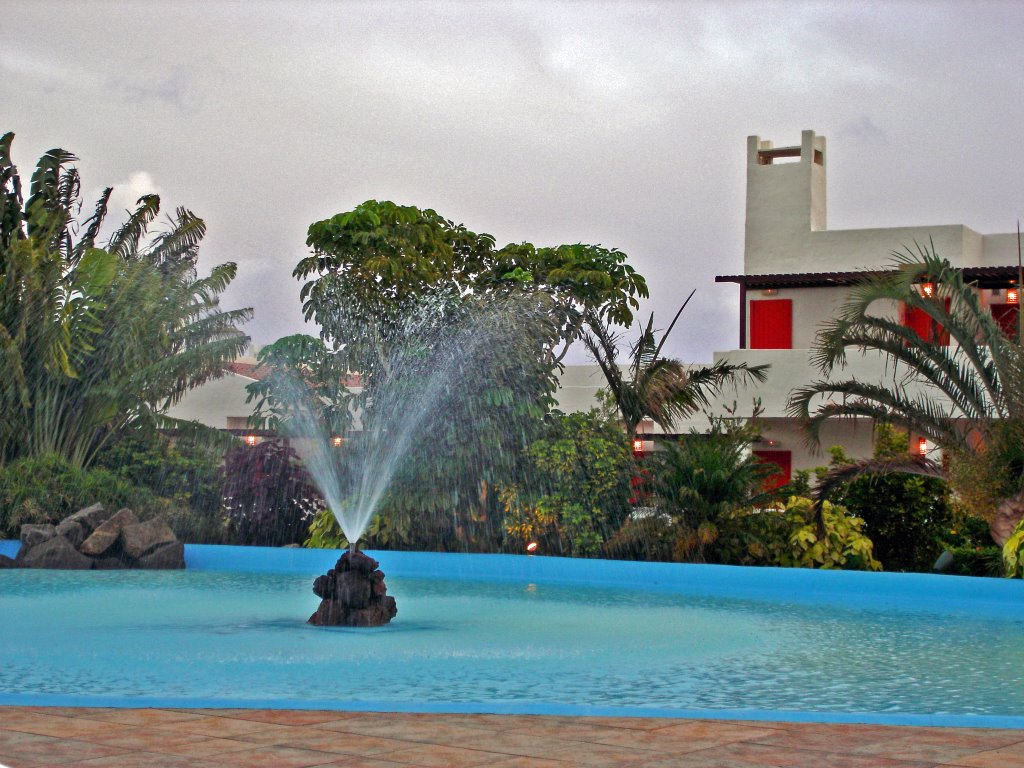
[1, 545, 1023, 726]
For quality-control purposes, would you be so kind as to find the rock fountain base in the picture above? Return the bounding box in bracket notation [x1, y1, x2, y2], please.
[308, 549, 397, 627]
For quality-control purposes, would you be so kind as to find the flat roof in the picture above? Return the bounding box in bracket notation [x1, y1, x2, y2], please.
[716, 266, 1021, 289]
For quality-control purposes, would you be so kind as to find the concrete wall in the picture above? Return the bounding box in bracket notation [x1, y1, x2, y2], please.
[165, 373, 255, 428]
[745, 130, 827, 275]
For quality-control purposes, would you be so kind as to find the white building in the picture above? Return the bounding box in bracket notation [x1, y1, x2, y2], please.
[701, 129, 1021, 484]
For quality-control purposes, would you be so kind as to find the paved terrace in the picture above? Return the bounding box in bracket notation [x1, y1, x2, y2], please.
[1, 708, 1022, 767]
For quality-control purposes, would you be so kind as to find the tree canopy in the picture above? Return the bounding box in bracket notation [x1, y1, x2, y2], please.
[296, 199, 649, 375]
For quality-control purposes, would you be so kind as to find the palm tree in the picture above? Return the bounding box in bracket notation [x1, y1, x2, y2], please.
[0, 131, 252, 467]
[789, 243, 1024, 543]
[583, 292, 769, 442]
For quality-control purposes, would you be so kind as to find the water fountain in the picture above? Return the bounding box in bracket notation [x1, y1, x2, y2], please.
[284, 295, 551, 626]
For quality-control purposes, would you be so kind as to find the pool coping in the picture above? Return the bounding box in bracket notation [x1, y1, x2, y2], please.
[3, 541, 1023, 729]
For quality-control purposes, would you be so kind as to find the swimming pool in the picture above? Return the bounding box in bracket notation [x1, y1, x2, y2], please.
[2, 543, 1023, 728]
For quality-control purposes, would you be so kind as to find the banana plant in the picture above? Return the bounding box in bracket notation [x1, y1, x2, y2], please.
[0, 131, 252, 467]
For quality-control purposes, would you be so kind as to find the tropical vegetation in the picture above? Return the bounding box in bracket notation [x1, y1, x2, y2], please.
[583, 297, 768, 442]
[790, 244, 1024, 545]
[0, 132, 251, 469]
[814, 426, 954, 572]
[501, 410, 635, 557]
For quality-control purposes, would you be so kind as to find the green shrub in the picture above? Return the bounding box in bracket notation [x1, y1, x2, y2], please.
[502, 410, 634, 557]
[718, 497, 881, 571]
[945, 545, 1005, 577]
[826, 428, 954, 572]
[638, 417, 777, 562]
[1002, 518, 1024, 578]
[0, 453, 159, 538]
[93, 431, 223, 518]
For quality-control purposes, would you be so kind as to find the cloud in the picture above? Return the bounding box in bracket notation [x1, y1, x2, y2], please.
[5, 0, 1024, 361]
[842, 115, 886, 141]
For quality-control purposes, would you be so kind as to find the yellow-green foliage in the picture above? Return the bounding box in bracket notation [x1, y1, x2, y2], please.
[304, 507, 394, 550]
[722, 497, 881, 571]
[1003, 518, 1024, 578]
[304, 507, 346, 549]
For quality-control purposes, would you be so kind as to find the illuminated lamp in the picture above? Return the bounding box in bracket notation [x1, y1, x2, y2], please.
[332, 436, 343, 447]
[526, 542, 538, 554]
[1008, 287, 1019, 305]
[632, 438, 644, 454]
[761, 288, 779, 297]
[245, 435, 257, 447]
[921, 282, 935, 298]
[917, 437, 928, 456]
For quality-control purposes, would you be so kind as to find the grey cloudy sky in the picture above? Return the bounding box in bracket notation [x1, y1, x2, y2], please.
[4, 1, 1023, 363]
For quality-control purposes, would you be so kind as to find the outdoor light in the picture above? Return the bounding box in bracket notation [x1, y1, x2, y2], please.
[761, 288, 779, 297]
[1008, 287, 1019, 305]
[526, 542, 538, 554]
[332, 436, 343, 447]
[632, 438, 644, 454]
[921, 282, 935, 298]
[245, 435, 257, 447]
[918, 437, 928, 456]
[765, 439, 780, 447]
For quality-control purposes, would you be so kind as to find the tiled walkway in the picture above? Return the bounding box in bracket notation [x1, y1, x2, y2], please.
[0, 708, 1022, 767]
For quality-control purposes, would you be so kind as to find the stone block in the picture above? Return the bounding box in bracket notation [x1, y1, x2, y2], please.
[121, 517, 177, 560]
[20, 524, 56, 548]
[80, 508, 138, 557]
[55, 518, 86, 549]
[138, 541, 185, 569]
[20, 535, 93, 570]
[61, 503, 111, 535]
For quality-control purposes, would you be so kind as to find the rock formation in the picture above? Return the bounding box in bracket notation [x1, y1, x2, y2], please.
[11, 503, 185, 570]
[308, 549, 397, 627]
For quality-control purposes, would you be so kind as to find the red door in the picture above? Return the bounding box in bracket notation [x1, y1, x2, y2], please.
[753, 450, 792, 490]
[902, 299, 950, 345]
[991, 303, 1019, 340]
[749, 299, 793, 349]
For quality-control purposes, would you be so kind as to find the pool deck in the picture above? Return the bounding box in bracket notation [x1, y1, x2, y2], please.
[1, 708, 1023, 767]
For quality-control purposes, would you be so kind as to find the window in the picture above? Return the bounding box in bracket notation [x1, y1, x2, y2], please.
[749, 299, 793, 349]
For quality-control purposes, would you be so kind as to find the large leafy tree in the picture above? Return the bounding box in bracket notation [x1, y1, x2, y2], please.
[296, 199, 649, 378]
[286, 200, 650, 550]
[789, 245, 1024, 543]
[0, 132, 251, 467]
[583, 296, 769, 441]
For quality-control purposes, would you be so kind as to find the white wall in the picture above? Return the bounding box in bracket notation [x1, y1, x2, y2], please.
[166, 373, 255, 428]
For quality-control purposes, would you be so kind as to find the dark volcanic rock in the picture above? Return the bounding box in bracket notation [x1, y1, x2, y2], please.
[62, 503, 111, 535]
[56, 518, 87, 549]
[20, 535, 94, 570]
[80, 508, 138, 557]
[121, 517, 177, 560]
[138, 541, 185, 569]
[6, 502, 185, 571]
[20, 524, 57, 548]
[308, 549, 398, 627]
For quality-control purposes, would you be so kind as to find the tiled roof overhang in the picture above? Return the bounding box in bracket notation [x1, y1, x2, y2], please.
[716, 266, 1022, 290]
